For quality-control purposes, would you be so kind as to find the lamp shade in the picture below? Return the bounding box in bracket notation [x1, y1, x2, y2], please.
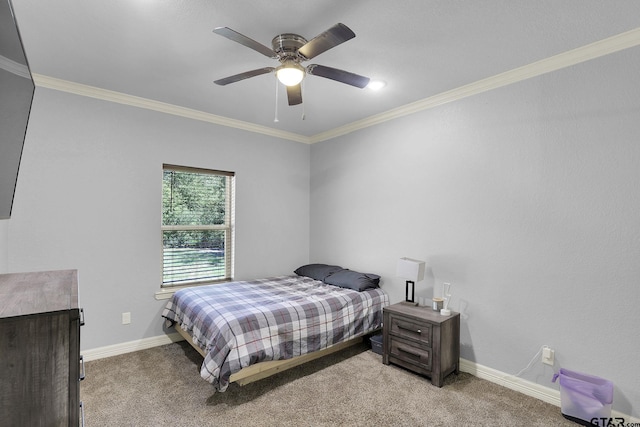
[276, 61, 305, 86]
[396, 257, 425, 282]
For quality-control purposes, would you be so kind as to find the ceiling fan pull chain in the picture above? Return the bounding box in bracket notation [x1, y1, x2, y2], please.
[273, 76, 279, 123]
[301, 81, 306, 120]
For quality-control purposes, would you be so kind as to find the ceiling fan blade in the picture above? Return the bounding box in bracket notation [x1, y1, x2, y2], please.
[214, 67, 274, 86]
[298, 23, 356, 60]
[307, 64, 370, 89]
[286, 84, 302, 105]
[213, 27, 278, 58]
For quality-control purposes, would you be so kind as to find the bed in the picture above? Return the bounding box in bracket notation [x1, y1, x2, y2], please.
[161, 264, 389, 392]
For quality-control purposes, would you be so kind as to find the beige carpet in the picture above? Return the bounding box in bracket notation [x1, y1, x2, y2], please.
[81, 341, 574, 426]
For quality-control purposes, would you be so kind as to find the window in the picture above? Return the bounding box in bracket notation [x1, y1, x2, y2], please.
[162, 164, 234, 287]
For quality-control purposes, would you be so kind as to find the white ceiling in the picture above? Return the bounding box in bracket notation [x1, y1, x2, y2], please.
[11, 0, 640, 140]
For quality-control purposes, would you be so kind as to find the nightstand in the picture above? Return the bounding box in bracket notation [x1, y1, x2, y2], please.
[383, 302, 460, 387]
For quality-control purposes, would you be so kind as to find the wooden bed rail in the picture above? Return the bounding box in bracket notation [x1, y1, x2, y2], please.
[173, 325, 364, 386]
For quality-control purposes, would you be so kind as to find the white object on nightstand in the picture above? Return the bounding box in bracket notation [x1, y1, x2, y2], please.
[441, 282, 452, 315]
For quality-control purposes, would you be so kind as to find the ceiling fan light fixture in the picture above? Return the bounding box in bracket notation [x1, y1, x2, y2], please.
[367, 80, 386, 90]
[276, 61, 305, 86]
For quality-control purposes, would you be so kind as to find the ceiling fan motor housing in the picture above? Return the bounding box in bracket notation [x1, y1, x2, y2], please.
[272, 34, 308, 61]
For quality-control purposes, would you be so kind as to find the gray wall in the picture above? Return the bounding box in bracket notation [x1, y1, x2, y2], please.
[310, 47, 640, 416]
[4, 87, 310, 350]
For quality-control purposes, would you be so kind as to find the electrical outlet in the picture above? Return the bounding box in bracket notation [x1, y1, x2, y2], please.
[542, 346, 554, 365]
[122, 312, 131, 325]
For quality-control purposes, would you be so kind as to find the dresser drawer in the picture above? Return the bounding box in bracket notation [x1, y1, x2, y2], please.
[389, 336, 431, 370]
[389, 314, 432, 346]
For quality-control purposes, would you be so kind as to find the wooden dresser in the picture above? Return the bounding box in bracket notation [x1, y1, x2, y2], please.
[0, 270, 84, 426]
[383, 302, 460, 387]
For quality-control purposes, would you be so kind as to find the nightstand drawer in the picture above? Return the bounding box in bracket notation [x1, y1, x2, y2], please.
[383, 303, 460, 387]
[389, 336, 431, 370]
[390, 315, 432, 346]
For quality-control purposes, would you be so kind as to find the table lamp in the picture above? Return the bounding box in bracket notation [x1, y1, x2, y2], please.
[396, 257, 425, 304]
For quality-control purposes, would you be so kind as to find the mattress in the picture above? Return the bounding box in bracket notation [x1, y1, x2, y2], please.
[161, 274, 389, 391]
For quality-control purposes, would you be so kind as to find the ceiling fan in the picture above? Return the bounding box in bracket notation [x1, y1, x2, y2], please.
[212, 23, 370, 106]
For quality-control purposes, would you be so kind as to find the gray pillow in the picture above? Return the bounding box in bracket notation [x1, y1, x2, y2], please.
[324, 269, 380, 291]
[294, 264, 344, 281]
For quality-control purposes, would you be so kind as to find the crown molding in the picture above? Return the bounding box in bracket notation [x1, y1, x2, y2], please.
[309, 26, 640, 143]
[31, 74, 310, 144]
[32, 27, 640, 145]
[0, 54, 30, 79]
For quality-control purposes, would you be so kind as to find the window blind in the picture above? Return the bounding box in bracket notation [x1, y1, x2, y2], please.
[162, 165, 234, 286]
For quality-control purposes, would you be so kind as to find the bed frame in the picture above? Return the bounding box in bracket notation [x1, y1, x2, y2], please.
[174, 325, 364, 386]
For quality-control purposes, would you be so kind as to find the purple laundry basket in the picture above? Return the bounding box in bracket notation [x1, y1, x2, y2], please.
[552, 368, 613, 426]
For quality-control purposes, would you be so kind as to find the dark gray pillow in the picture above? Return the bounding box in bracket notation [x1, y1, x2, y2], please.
[294, 264, 344, 281]
[324, 269, 380, 291]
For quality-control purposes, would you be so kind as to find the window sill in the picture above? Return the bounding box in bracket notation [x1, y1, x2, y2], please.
[154, 279, 232, 300]
[155, 287, 180, 300]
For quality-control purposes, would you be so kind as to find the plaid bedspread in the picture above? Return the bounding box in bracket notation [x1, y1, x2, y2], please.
[161, 275, 389, 392]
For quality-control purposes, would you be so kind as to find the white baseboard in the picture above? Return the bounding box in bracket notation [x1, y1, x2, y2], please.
[82, 332, 182, 362]
[459, 358, 561, 406]
[82, 336, 638, 423]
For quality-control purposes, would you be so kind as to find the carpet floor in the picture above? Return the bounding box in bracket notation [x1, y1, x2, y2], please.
[81, 341, 575, 426]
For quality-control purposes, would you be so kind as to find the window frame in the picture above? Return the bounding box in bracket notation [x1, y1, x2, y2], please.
[159, 164, 235, 294]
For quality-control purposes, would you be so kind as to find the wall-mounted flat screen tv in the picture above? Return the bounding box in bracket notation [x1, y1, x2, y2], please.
[0, 0, 35, 219]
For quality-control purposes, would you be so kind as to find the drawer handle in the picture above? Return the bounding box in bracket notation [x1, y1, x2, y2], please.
[79, 355, 85, 381]
[398, 346, 423, 358]
[398, 323, 422, 334]
[80, 401, 85, 427]
[80, 308, 85, 326]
